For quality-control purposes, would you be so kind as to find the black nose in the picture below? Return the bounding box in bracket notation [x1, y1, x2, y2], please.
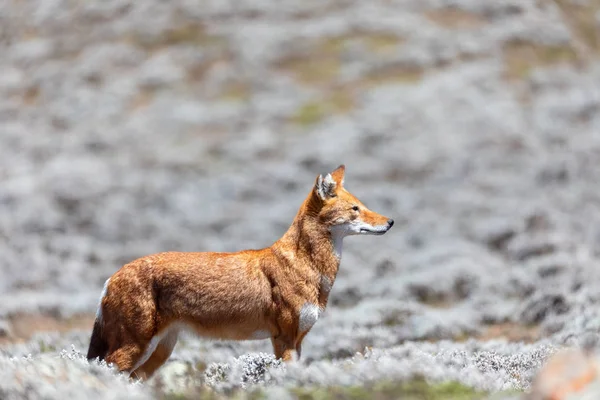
[387, 219, 394, 227]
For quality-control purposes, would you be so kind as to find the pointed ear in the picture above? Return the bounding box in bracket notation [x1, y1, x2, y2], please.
[315, 173, 337, 200]
[330, 164, 345, 187]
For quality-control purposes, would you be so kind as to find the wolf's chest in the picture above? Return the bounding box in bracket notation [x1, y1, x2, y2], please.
[298, 274, 334, 332]
[318, 274, 333, 305]
[298, 302, 322, 332]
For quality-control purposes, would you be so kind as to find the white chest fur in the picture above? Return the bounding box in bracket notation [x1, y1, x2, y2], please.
[298, 302, 321, 332]
[320, 275, 332, 295]
[330, 228, 345, 259]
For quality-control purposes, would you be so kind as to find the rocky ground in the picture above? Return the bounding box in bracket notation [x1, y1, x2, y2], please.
[2, 0, 600, 398]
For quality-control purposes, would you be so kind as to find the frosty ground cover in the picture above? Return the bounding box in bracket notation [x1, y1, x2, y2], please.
[2, 0, 600, 398]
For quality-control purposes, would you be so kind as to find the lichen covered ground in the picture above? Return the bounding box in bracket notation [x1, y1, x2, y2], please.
[2, 0, 600, 398]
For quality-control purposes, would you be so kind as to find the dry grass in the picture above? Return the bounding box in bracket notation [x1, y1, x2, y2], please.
[218, 81, 251, 102]
[321, 32, 404, 56]
[478, 322, 541, 343]
[279, 31, 426, 124]
[290, 87, 358, 126]
[128, 24, 227, 52]
[289, 380, 486, 400]
[425, 7, 488, 29]
[127, 23, 232, 86]
[288, 64, 424, 126]
[276, 31, 406, 87]
[186, 58, 231, 84]
[503, 40, 578, 80]
[554, 0, 600, 55]
[276, 55, 341, 86]
[128, 88, 156, 111]
[22, 85, 40, 105]
[363, 65, 424, 86]
[0, 314, 95, 345]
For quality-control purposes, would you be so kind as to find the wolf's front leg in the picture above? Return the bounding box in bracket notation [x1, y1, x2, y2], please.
[271, 336, 298, 361]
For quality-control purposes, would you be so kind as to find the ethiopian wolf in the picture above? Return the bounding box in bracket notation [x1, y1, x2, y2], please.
[87, 165, 393, 379]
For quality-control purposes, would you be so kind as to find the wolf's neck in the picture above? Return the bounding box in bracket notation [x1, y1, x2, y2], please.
[275, 197, 341, 277]
[329, 226, 345, 259]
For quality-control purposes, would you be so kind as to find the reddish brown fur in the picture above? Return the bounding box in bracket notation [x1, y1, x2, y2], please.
[87, 165, 393, 379]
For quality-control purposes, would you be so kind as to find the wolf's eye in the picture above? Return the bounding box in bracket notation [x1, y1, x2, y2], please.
[352, 206, 359, 211]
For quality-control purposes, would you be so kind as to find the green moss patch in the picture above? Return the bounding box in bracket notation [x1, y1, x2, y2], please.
[291, 379, 487, 400]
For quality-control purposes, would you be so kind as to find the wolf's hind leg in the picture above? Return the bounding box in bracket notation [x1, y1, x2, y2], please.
[131, 327, 179, 380]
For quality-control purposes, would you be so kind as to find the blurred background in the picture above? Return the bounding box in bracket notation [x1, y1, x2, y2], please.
[2, 0, 600, 393]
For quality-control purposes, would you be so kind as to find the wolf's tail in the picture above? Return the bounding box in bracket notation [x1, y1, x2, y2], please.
[88, 279, 110, 361]
[87, 317, 109, 361]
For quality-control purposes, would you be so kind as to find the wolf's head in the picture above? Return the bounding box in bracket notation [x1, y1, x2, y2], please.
[313, 165, 394, 237]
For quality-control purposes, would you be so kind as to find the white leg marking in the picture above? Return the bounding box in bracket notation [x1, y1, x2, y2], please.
[160, 328, 179, 354]
[131, 324, 182, 371]
[132, 335, 161, 372]
[299, 303, 321, 332]
[320, 275, 333, 295]
[96, 278, 110, 321]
